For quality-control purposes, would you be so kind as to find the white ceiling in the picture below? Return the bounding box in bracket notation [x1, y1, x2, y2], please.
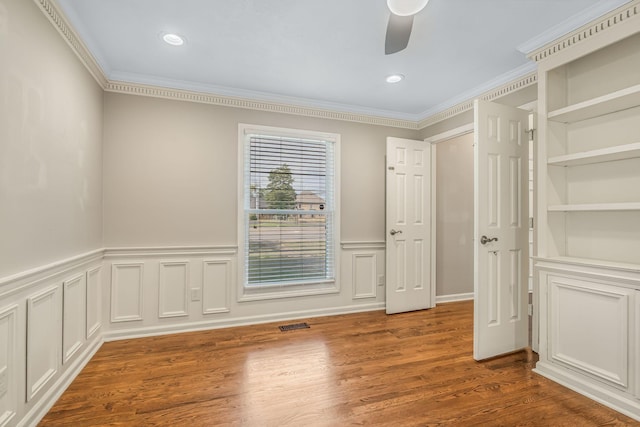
[56, 0, 628, 121]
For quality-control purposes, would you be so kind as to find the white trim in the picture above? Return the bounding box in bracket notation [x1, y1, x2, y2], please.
[103, 246, 236, 258]
[103, 303, 385, 342]
[0, 248, 103, 290]
[110, 263, 144, 323]
[236, 123, 341, 302]
[426, 125, 475, 308]
[19, 336, 103, 427]
[351, 253, 378, 299]
[0, 305, 18, 427]
[158, 261, 190, 319]
[436, 292, 474, 304]
[418, 72, 538, 129]
[340, 241, 386, 250]
[85, 266, 102, 339]
[26, 286, 60, 402]
[38, 0, 540, 130]
[202, 259, 232, 315]
[33, 0, 107, 88]
[108, 71, 423, 123]
[62, 273, 85, 364]
[107, 80, 420, 129]
[418, 64, 537, 123]
[430, 143, 437, 308]
[528, 0, 640, 63]
[424, 123, 474, 144]
[534, 362, 640, 422]
[516, 0, 632, 55]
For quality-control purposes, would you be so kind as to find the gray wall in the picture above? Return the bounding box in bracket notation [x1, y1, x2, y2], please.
[102, 93, 421, 247]
[435, 133, 474, 296]
[0, 0, 103, 278]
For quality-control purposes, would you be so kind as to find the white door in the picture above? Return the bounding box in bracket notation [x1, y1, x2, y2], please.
[386, 137, 434, 314]
[473, 99, 529, 360]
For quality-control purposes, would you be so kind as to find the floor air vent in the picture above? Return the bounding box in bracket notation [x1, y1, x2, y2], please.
[279, 322, 310, 332]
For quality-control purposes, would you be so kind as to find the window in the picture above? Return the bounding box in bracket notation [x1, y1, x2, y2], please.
[238, 124, 340, 300]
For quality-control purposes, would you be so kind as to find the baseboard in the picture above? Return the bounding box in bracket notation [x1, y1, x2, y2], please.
[103, 302, 386, 342]
[436, 292, 474, 304]
[534, 362, 640, 422]
[19, 335, 104, 427]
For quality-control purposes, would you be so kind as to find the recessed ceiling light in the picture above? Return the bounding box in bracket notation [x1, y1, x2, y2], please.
[162, 33, 185, 46]
[386, 74, 404, 83]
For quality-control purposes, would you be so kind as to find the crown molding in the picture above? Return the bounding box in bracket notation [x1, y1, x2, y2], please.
[527, 0, 640, 62]
[517, 0, 632, 56]
[33, 0, 107, 88]
[104, 80, 421, 130]
[35, 0, 535, 131]
[417, 70, 537, 129]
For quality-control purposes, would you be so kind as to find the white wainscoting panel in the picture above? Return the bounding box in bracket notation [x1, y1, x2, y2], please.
[26, 285, 61, 401]
[549, 275, 631, 390]
[111, 263, 144, 323]
[352, 253, 377, 299]
[341, 242, 385, 303]
[203, 259, 231, 314]
[62, 274, 86, 364]
[637, 289, 640, 400]
[86, 266, 102, 339]
[158, 261, 190, 318]
[0, 304, 17, 427]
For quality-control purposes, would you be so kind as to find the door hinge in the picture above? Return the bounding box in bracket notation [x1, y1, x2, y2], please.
[528, 303, 533, 316]
[529, 217, 534, 229]
[525, 128, 535, 140]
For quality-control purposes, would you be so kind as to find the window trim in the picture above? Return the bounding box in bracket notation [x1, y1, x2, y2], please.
[237, 123, 341, 302]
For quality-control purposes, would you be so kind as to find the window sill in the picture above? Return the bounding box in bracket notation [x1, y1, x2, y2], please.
[238, 280, 339, 302]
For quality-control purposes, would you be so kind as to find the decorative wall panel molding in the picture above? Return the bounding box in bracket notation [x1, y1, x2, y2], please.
[352, 254, 378, 299]
[103, 246, 237, 258]
[158, 261, 190, 318]
[529, 2, 639, 63]
[340, 241, 386, 251]
[110, 263, 144, 323]
[202, 259, 232, 315]
[0, 249, 103, 298]
[26, 286, 60, 401]
[549, 275, 630, 389]
[0, 305, 17, 427]
[62, 274, 86, 364]
[85, 266, 102, 339]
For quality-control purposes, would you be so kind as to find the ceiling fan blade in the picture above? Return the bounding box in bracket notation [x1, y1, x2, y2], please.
[385, 14, 414, 55]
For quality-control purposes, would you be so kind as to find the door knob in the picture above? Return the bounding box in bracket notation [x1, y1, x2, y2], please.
[390, 229, 402, 236]
[480, 235, 498, 245]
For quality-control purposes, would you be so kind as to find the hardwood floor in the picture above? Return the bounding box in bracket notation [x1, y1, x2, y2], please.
[40, 301, 637, 426]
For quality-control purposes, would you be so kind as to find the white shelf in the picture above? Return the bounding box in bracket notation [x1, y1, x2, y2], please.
[548, 202, 640, 212]
[548, 142, 640, 166]
[548, 83, 640, 123]
[534, 256, 640, 274]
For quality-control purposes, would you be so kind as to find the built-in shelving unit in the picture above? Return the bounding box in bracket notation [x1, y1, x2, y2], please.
[547, 142, 640, 166]
[547, 202, 640, 212]
[533, 4, 640, 422]
[547, 84, 640, 123]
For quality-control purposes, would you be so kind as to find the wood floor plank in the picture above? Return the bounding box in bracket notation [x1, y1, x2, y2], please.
[39, 301, 638, 426]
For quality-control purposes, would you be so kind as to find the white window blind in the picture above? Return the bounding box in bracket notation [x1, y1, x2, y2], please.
[244, 133, 336, 286]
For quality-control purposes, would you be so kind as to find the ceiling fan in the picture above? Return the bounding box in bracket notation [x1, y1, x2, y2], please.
[385, 0, 429, 54]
